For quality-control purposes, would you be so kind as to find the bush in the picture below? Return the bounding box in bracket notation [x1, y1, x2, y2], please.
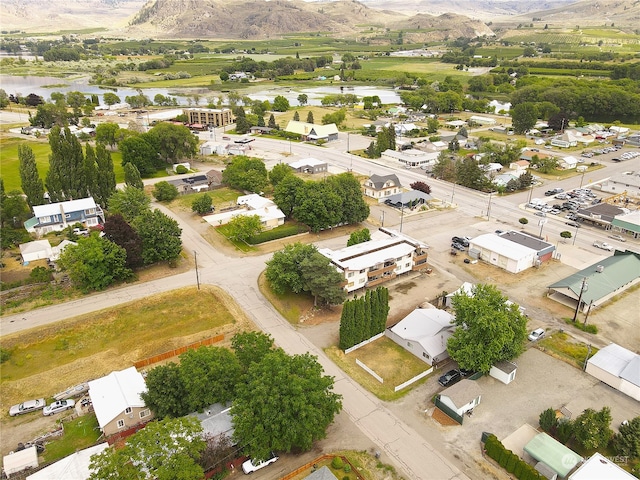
[29, 266, 52, 284]
[343, 464, 351, 473]
[331, 456, 344, 469]
[557, 419, 573, 444]
[175, 165, 188, 174]
[539, 407, 558, 433]
[248, 224, 308, 244]
[506, 453, 518, 473]
[0, 347, 11, 363]
[499, 448, 510, 468]
[153, 181, 179, 202]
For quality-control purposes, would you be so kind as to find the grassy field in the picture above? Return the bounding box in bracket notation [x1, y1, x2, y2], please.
[325, 337, 432, 401]
[171, 187, 242, 212]
[0, 286, 252, 411]
[537, 331, 598, 369]
[41, 415, 101, 464]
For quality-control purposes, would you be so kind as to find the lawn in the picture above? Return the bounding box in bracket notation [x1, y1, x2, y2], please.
[41, 415, 101, 464]
[537, 331, 598, 369]
[0, 286, 250, 411]
[172, 187, 243, 211]
[326, 337, 432, 401]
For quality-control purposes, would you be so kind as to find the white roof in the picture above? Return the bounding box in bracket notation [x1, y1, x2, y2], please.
[88, 367, 147, 429]
[569, 452, 636, 480]
[20, 240, 52, 256]
[470, 234, 537, 261]
[33, 197, 97, 218]
[288, 157, 327, 169]
[237, 194, 273, 210]
[588, 344, 640, 387]
[320, 239, 415, 271]
[203, 205, 284, 226]
[446, 282, 474, 299]
[51, 240, 77, 261]
[285, 121, 338, 138]
[445, 120, 466, 127]
[562, 156, 579, 166]
[390, 309, 454, 359]
[26, 444, 108, 480]
[3, 446, 38, 476]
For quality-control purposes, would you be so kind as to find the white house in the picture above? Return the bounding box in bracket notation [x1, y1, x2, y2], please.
[3, 447, 39, 477]
[26, 444, 108, 480]
[559, 156, 579, 170]
[25, 197, 104, 236]
[88, 367, 152, 437]
[585, 344, 640, 401]
[395, 123, 418, 136]
[381, 149, 439, 169]
[318, 228, 429, 292]
[468, 115, 496, 126]
[202, 194, 285, 230]
[19, 239, 76, 263]
[509, 160, 530, 176]
[386, 307, 455, 365]
[437, 380, 482, 417]
[468, 234, 539, 273]
[363, 174, 402, 200]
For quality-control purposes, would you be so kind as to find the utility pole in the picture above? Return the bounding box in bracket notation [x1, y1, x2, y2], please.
[487, 192, 493, 220]
[194, 250, 200, 290]
[572, 276, 588, 322]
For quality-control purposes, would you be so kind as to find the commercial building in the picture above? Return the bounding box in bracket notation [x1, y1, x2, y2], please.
[585, 344, 640, 401]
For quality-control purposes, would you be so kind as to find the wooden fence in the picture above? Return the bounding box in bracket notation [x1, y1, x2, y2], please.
[279, 454, 365, 480]
[134, 334, 224, 368]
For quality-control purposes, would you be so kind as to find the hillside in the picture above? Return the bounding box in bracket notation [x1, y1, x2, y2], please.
[389, 13, 495, 42]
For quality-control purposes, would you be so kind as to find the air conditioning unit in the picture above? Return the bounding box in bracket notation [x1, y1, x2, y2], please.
[596, 265, 604, 273]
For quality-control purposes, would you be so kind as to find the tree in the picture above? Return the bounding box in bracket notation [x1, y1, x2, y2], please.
[519, 217, 529, 226]
[548, 111, 571, 132]
[232, 350, 342, 461]
[132, 209, 182, 265]
[273, 174, 304, 218]
[108, 186, 151, 222]
[103, 213, 143, 268]
[146, 123, 198, 165]
[191, 193, 213, 215]
[120, 135, 157, 176]
[612, 416, 640, 459]
[325, 173, 370, 226]
[179, 347, 242, 412]
[89, 417, 205, 480]
[221, 156, 268, 193]
[573, 407, 613, 450]
[268, 114, 277, 129]
[448, 137, 460, 152]
[152, 181, 179, 202]
[231, 332, 275, 372]
[447, 283, 528, 373]
[293, 181, 342, 232]
[265, 243, 318, 295]
[539, 407, 558, 433]
[102, 92, 121, 106]
[269, 163, 293, 187]
[1, 189, 30, 229]
[272, 95, 290, 112]
[511, 102, 538, 134]
[292, 110, 300, 121]
[322, 108, 346, 127]
[306, 111, 314, 124]
[95, 122, 120, 149]
[58, 235, 132, 292]
[226, 214, 263, 243]
[94, 144, 117, 208]
[410, 181, 431, 195]
[141, 363, 189, 419]
[300, 252, 347, 306]
[297, 94, 308, 106]
[46, 126, 86, 202]
[18, 144, 45, 207]
[84, 144, 98, 204]
[347, 228, 371, 246]
[124, 162, 144, 189]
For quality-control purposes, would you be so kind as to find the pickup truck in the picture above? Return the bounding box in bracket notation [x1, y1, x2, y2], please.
[593, 241, 613, 251]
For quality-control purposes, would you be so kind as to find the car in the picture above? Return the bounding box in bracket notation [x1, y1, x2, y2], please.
[73, 227, 89, 236]
[566, 222, 581, 228]
[608, 234, 626, 242]
[451, 236, 469, 247]
[528, 328, 545, 341]
[459, 368, 476, 377]
[43, 399, 75, 416]
[463, 258, 471, 264]
[534, 212, 546, 217]
[438, 369, 462, 387]
[593, 241, 614, 251]
[9, 398, 46, 416]
[451, 242, 466, 251]
[242, 452, 279, 474]
[222, 136, 230, 140]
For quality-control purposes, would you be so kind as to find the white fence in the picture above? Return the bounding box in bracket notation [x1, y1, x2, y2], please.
[394, 367, 433, 392]
[344, 332, 385, 354]
[356, 359, 383, 383]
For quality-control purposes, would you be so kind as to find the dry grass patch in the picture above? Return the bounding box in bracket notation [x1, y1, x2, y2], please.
[326, 337, 431, 401]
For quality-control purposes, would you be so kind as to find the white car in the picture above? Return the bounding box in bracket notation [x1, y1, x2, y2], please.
[608, 234, 626, 243]
[242, 453, 278, 474]
[9, 398, 45, 416]
[43, 399, 75, 416]
[528, 328, 545, 341]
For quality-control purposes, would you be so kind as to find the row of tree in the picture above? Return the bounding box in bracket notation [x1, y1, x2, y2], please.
[339, 287, 390, 350]
[141, 332, 342, 462]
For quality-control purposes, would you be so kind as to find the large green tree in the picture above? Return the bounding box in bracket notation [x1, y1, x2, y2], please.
[221, 156, 268, 193]
[269, 163, 294, 187]
[573, 407, 614, 450]
[613, 416, 640, 459]
[58, 235, 132, 292]
[272, 95, 290, 112]
[94, 144, 117, 208]
[124, 162, 144, 189]
[273, 175, 304, 218]
[447, 283, 528, 373]
[511, 102, 539, 134]
[108, 187, 150, 222]
[83, 143, 98, 204]
[146, 123, 198, 165]
[152, 181, 179, 202]
[141, 363, 189, 419]
[95, 122, 120, 149]
[120, 135, 158, 176]
[191, 193, 213, 215]
[231, 332, 275, 372]
[300, 252, 347, 306]
[89, 417, 205, 480]
[46, 126, 87, 201]
[102, 92, 121, 107]
[347, 228, 371, 247]
[265, 243, 318, 295]
[226, 214, 263, 243]
[132, 209, 182, 265]
[232, 350, 342, 461]
[18, 144, 45, 207]
[293, 181, 342, 232]
[325, 173, 369, 225]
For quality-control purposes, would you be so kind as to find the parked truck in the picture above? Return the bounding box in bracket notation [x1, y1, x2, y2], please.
[593, 241, 613, 251]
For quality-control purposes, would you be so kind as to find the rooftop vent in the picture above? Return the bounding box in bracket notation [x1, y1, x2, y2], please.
[596, 265, 604, 273]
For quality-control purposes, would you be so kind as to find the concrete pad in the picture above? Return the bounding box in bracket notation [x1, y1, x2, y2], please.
[501, 424, 539, 457]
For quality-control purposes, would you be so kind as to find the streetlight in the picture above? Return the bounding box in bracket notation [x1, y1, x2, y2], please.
[572, 276, 588, 322]
[538, 218, 547, 239]
[579, 169, 586, 188]
[572, 224, 580, 245]
[487, 192, 493, 220]
[450, 181, 456, 206]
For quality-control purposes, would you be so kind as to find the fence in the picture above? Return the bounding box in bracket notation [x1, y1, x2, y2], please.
[279, 454, 365, 480]
[344, 332, 385, 354]
[134, 334, 224, 368]
[434, 396, 464, 425]
[356, 359, 383, 383]
[394, 367, 433, 392]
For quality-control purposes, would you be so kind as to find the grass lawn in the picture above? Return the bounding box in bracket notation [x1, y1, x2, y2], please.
[0, 286, 251, 411]
[172, 187, 242, 211]
[41, 415, 101, 464]
[326, 337, 432, 401]
[537, 331, 598, 369]
[258, 271, 315, 324]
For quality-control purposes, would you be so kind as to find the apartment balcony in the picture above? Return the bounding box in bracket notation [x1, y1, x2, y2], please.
[413, 252, 428, 264]
[367, 263, 396, 278]
[367, 272, 397, 287]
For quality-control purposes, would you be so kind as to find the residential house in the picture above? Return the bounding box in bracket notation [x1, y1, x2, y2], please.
[183, 108, 234, 128]
[394, 123, 418, 136]
[445, 282, 526, 315]
[445, 120, 466, 128]
[363, 174, 402, 200]
[26, 444, 108, 480]
[386, 307, 455, 365]
[383, 190, 432, 209]
[558, 155, 579, 170]
[318, 227, 429, 293]
[468, 115, 496, 126]
[285, 121, 339, 142]
[188, 403, 235, 443]
[25, 197, 104, 236]
[492, 173, 519, 188]
[19, 239, 76, 264]
[202, 194, 285, 230]
[306, 466, 339, 480]
[88, 367, 153, 437]
[569, 452, 637, 480]
[168, 172, 222, 195]
[249, 126, 273, 134]
[437, 380, 482, 417]
[523, 433, 582, 479]
[585, 344, 640, 401]
[288, 157, 328, 174]
[547, 251, 640, 313]
[509, 160, 530, 176]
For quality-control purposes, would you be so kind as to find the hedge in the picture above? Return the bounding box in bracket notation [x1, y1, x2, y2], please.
[248, 224, 308, 244]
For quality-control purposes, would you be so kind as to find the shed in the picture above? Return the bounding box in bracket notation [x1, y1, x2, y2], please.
[524, 433, 582, 479]
[3, 446, 39, 477]
[19, 240, 53, 263]
[489, 360, 517, 384]
[26, 443, 108, 480]
[288, 157, 328, 174]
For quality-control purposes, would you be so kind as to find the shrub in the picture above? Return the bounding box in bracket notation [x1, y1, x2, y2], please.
[513, 460, 523, 478]
[557, 419, 573, 444]
[175, 165, 188, 174]
[539, 407, 558, 433]
[506, 453, 518, 473]
[331, 456, 344, 469]
[343, 464, 351, 473]
[499, 448, 510, 468]
[153, 181, 179, 202]
[0, 347, 11, 363]
[29, 266, 52, 284]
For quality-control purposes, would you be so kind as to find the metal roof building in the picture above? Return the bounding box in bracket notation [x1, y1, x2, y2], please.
[468, 233, 538, 273]
[524, 433, 582, 479]
[585, 344, 640, 401]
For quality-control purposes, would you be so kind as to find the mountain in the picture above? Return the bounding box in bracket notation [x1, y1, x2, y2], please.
[388, 13, 495, 42]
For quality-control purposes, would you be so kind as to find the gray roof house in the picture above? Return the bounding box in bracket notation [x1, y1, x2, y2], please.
[547, 251, 640, 312]
[189, 403, 235, 442]
[363, 174, 402, 200]
[306, 466, 339, 480]
[384, 190, 432, 209]
[437, 379, 482, 417]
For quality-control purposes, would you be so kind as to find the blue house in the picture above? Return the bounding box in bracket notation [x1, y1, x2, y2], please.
[25, 197, 104, 236]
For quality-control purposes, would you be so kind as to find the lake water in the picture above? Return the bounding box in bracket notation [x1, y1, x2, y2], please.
[0, 74, 401, 107]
